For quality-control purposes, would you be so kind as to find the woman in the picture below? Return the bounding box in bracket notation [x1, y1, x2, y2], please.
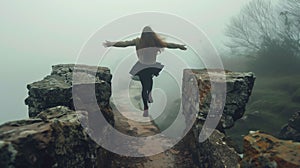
[103, 26, 186, 117]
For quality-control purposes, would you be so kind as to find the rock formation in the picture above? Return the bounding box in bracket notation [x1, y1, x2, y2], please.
[182, 69, 255, 167]
[0, 106, 111, 168]
[241, 131, 300, 168]
[1, 64, 114, 167]
[279, 111, 300, 142]
[182, 69, 255, 131]
[25, 64, 112, 123]
[5, 65, 298, 167]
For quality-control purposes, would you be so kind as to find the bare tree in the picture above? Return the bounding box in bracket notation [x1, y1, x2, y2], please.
[225, 0, 280, 57]
[224, 0, 300, 74]
[279, 0, 300, 53]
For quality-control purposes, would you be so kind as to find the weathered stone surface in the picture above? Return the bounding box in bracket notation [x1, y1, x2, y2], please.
[189, 127, 241, 168]
[1, 66, 258, 167]
[279, 111, 300, 142]
[0, 64, 115, 167]
[182, 69, 255, 131]
[182, 69, 255, 167]
[111, 103, 199, 168]
[0, 106, 111, 168]
[241, 132, 300, 168]
[25, 64, 112, 121]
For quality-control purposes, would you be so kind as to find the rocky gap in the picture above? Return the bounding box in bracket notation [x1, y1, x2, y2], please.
[0, 64, 299, 168]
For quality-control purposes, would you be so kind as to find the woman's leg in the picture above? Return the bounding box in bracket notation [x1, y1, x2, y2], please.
[148, 77, 153, 93]
[139, 74, 151, 110]
[148, 77, 153, 103]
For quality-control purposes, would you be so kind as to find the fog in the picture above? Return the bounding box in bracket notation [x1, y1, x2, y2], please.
[0, 0, 252, 124]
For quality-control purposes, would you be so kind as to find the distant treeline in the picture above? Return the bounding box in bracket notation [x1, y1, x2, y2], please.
[223, 0, 300, 75]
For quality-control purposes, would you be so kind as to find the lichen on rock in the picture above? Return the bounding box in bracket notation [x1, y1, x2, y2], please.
[25, 64, 112, 121]
[182, 69, 255, 132]
[1, 64, 114, 167]
[182, 69, 256, 167]
[1, 65, 275, 167]
[241, 131, 300, 168]
[0, 106, 112, 167]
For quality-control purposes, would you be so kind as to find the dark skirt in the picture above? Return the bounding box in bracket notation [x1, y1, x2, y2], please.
[129, 61, 164, 77]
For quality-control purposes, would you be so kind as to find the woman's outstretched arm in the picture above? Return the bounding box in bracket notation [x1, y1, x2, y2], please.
[103, 38, 138, 48]
[165, 42, 187, 50]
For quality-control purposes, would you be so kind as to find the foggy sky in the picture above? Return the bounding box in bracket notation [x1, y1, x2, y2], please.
[0, 0, 251, 124]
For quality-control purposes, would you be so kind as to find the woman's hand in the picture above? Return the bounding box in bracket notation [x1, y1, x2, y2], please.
[179, 45, 187, 50]
[103, 40, 114, 47]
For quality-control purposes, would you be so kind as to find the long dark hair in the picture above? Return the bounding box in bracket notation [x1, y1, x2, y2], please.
[139, 26, 166, 52]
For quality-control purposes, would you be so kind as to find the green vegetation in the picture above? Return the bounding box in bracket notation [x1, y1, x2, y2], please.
[224, 0, 300, 151]
[227, 74, 300, 152]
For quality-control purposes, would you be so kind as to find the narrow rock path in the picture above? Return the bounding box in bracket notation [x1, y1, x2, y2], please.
[110, 97, 199, 168]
